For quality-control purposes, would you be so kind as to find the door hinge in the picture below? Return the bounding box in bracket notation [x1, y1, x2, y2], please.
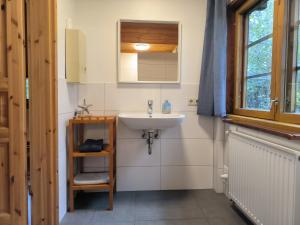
[28, 182, 33, 196]
[1, 3, 5, 11]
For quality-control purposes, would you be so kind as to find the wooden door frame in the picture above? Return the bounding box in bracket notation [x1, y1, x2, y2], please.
[1, 0, 58, 224]
[27, 0, 58, 224]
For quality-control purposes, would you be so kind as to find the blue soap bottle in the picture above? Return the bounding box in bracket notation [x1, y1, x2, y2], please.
[162, 100, 171, 114]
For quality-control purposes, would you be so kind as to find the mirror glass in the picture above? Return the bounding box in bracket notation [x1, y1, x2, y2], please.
[118, 20, 180, 83]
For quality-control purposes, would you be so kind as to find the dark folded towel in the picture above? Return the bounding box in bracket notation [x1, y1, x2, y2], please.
[78, 139, 104, 152]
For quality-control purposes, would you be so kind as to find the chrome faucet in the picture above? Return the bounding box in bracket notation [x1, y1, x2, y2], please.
[147, 100, 153, 117]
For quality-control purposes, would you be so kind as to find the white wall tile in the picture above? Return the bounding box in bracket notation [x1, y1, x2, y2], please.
[88, 110, 105, 116]
[104, 110, 119, 116]
[161, 166, 213, 190]
[160, 84, 198, 112]
[58, 113, 73, 221]
[117, 119, 142, 139]
[161, 139, 213, 166]
[82, 157, 105, 171]
[58, 151, 67, 220]
[58, 78, 78, 114]
[224, 138, 230, 167]
[213, 141, 224, 169]
[213, 168, 225, 193]
[78, 83, 105, 111]
[161, 112, 213, 139]
[117, 139, 160, 167]
[58, 114, 69, 156]
[83, 123, 106, 140]
[213, 119, 225, 193]
[105, 83, 161, 112]
[117, 167, 160, 191]
[214, 118, 225, 141]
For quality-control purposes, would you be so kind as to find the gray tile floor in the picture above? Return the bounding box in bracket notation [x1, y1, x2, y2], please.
[61, 190, 252, 225]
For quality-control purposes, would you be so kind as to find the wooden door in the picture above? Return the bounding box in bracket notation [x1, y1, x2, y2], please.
[0, 0, 27, 225]
[27, 0, 58, 224]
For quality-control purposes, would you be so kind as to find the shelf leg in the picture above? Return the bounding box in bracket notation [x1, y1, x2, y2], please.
[69, 189, 74, 212]
[108, 188, 113, 210]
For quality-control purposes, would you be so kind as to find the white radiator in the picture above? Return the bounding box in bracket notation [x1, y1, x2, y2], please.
[228, 131, 300, 225]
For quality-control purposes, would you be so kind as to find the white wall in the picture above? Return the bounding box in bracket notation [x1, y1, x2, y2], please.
[68, 0, 213, 192]
[213, 118, 226, 193]
[72, 0, 206, 84]
[57, 0, 77, 222]
[58, 81, 77, 221]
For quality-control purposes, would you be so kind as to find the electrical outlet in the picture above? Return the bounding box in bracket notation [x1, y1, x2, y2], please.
[188, 98, 198, 106]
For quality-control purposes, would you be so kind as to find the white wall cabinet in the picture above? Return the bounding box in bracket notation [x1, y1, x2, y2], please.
[66, 29, 86, 83]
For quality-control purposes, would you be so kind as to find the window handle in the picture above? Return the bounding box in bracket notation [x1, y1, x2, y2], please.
[271, 98, 279, 112]
[271, 98, 279, 105]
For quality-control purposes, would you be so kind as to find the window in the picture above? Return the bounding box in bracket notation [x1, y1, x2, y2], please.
[233, 0, 300, 124]
[285, 0, 300, 114]
[243, 0, 274, 111]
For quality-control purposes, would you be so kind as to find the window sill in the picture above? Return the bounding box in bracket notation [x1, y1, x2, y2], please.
[223, 115, 300, 140]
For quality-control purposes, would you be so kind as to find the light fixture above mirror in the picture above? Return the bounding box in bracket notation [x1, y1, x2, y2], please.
[134, 43, 150, 51]
[117, 20, 181, 83]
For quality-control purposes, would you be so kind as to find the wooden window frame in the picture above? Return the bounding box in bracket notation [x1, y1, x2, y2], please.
[233, 0, 277, 120]
[275, 0, 300, 124]
[232, 0, 300, 125]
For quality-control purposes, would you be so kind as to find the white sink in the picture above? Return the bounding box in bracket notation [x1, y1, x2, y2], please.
[119, 113, 185, 130]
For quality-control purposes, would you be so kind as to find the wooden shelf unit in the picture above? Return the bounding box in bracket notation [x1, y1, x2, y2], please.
[68, 115, 116, 211]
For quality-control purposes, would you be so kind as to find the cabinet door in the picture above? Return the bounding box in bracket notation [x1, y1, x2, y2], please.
[0, 0, 27, 225]
[78, 30, 87, 80]
[66, 29, 86, 83]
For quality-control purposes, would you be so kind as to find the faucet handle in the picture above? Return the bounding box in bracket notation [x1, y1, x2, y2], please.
[148, 100, 153, 105]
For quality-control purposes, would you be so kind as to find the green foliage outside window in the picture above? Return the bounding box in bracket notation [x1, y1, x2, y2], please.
[297, 28, 300, 112]
[246, 76, 271, 110]
[244, 0, 274, 110]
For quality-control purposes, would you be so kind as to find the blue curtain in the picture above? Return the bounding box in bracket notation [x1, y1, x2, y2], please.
[197, 0, 227, 117]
